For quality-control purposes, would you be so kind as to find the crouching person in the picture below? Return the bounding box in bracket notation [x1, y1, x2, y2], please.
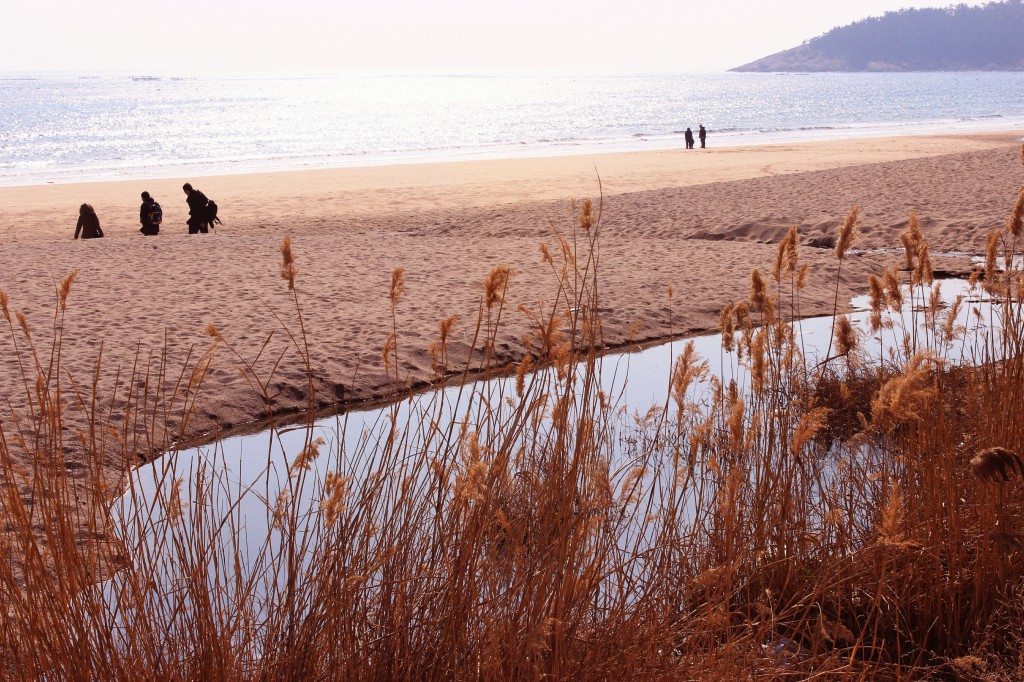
[140, 191, 162, 236]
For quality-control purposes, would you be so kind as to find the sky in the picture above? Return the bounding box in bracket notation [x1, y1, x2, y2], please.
[0, 0, 982, 73]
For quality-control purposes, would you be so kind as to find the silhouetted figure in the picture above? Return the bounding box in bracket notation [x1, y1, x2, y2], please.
[699, 124, 707, 148]
[684, 128, 695, 149]
[183, 182, 210, 234]
[74, 204, 104, 239]
[139, 191, 162, 236]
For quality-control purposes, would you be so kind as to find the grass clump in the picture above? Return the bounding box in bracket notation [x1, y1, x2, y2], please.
[2, 153, 1024, 679]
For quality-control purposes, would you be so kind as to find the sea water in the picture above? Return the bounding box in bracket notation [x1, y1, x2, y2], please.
[3, 70, 1024, 186]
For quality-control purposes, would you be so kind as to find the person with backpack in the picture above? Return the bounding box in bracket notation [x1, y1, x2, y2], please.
[73, 203, 104, 239]
[183, 182, 211, 234]
[139, 191, 162, 236]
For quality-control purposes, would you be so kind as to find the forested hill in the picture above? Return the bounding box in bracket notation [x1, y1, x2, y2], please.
[732, 0, 1024, 72]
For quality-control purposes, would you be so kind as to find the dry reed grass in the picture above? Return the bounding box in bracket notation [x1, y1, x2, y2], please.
[2, 149, 1024, 679]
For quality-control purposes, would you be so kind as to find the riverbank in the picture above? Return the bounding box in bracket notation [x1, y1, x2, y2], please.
[1, 131, 1022, 459]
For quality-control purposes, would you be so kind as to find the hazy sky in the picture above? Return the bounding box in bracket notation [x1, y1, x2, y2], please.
[1, 0, 977, 73]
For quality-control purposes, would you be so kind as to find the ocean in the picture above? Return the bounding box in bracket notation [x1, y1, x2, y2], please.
[2, 70, 1023, 186]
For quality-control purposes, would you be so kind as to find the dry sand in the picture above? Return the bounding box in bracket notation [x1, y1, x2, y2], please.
[1, 131, 1022, 465]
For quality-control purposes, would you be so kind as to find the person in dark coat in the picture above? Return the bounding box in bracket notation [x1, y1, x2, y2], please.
[684, 128, 695, 149]
[699, 124, 707, 148]
[183, 182, 210, 234]
[139, 191, 161, 236]
[74, 204, 104, 239]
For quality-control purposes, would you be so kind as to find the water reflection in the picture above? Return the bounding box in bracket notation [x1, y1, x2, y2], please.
[101, 278, 1002, 624]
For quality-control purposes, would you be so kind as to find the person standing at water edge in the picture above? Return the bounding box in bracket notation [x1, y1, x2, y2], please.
[73, 204, 104, 239]
[183, 183, 210, 234]
[684, 127, 694, 149]
[699, 124, 707, 148]
[139, 191, 161, 236]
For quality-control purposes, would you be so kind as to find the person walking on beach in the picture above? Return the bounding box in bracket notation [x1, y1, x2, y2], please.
[73, 204, 104, 239]
[699, 124, 707, 148]
[684, 128, 695, 149]
[183, 182, 210, 234]
[139, 191, 162, 236]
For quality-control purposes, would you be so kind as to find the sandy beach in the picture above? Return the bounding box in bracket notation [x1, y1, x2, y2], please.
[1, 131, 1022, 465]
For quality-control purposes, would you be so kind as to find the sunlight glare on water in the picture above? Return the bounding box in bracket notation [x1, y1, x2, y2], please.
[2, 71, 1024, 185]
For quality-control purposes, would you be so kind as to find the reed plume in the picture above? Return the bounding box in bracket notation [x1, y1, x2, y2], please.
[670, 340, 707, 412]
[941, 295, 965, 344]
[540, 242, 554, 267]
[57, 270, 77, 311]
[290, 436, 326, 474]
[719, 303, 735, 353]
[835, 205, 859, 260]
[279, 235, 298, 289]
[785, 224, 799, 273]
[390, 266, 406, 307]
[927, 281, 942, 316]
[322, 471, 351, 526]
[970, 447, 1024, 484]
[578, 197, 595, 231]
[883, 265, 903, 311]
[515, 351, 533, 397]
[749, 268, 768, 311]
[796, 262, 809, 290]
[750, 329, 767, 394]
[868, 274, 885, 332]
[912, 242, 934, 287]
[429, 315, 460, 377]
[818, 612, 855, 646]
[984, 229, 1002, 294]
[878, 481, 903, 542]
[899, 232, 916, 270]
[772, 225, 798, 282]
[968, 266, 982, 289]
[870, 354, 938, 432]
[691, 564, 731, 594]
[899, 212, 923, 269]
[1008, 186, 1024, 237]
[16, 310, 30, 340]
[834, 314, 857, 357]
[483, 265, 514, 310]
[789, 406, 831, 455]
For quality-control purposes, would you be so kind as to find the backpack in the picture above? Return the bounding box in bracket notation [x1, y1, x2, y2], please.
[148, 201, 163, 226]
[206, 199, 222, 226]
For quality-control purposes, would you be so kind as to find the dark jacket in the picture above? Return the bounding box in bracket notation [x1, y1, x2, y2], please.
[74, 212, 103, 239]
[140, 198, 160, 235]
[186, 189, 209, 225]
